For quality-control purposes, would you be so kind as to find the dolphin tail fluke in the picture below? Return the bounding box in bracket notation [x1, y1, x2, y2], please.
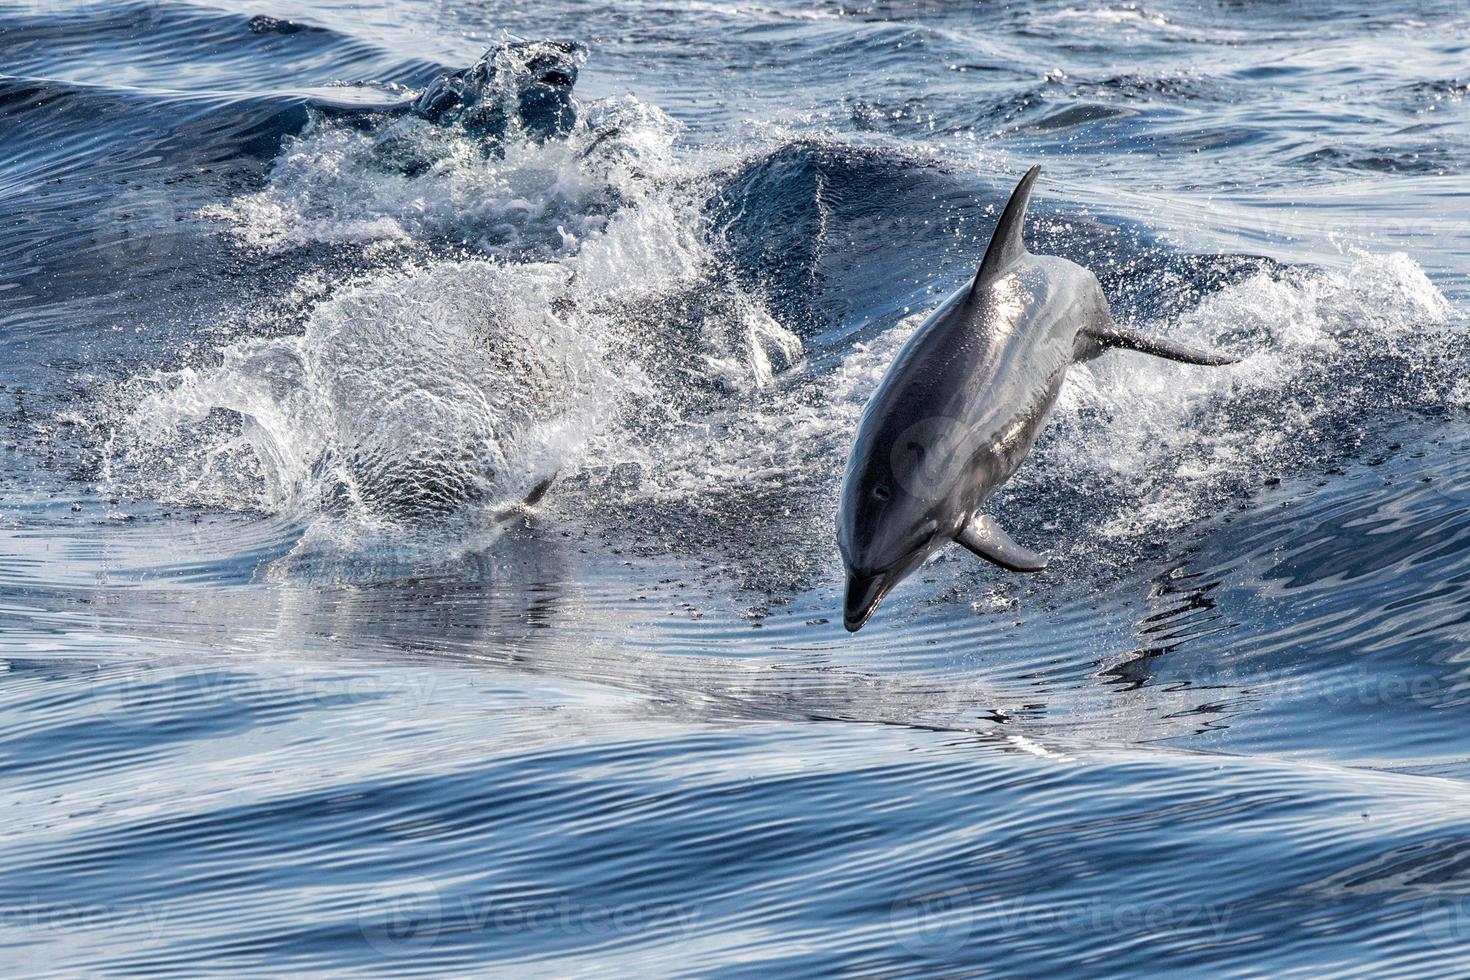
[522, 470, 559, 506]
[957, 514, 1048, 572]
[968, 165, 1042, 300]
[1084, 326, 1238, 366]
[490, 470, 559, 525]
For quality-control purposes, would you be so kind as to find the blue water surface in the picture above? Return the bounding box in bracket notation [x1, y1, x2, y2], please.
[3, 0, 1470, 974]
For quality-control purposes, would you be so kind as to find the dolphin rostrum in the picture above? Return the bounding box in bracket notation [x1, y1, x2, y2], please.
[837, 166, 1236, 633]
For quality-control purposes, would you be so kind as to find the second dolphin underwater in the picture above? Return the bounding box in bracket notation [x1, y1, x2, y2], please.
[838, 166, 1238, 633]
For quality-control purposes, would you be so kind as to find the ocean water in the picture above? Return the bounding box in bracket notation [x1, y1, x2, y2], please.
[3, 0, 1470, 973]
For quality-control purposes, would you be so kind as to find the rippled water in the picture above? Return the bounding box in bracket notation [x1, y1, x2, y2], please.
[3, 0, 1470, 973]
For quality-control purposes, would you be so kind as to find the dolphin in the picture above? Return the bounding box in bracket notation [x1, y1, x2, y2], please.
[837, 166, 1236, 633]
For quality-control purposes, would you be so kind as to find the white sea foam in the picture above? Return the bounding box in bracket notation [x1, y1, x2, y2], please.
[103, 71, 1462, 562]
[203, 96, 680, 256]
[104, 94, 804, 529]
[1025, 252, 1458, 538]
[622, 251, 1460, 553]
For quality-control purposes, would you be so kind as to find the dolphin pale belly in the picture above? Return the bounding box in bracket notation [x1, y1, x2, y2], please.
[836, 166, 1237, 633]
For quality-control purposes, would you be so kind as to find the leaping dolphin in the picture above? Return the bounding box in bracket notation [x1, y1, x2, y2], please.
[837, 166, 1236, 633]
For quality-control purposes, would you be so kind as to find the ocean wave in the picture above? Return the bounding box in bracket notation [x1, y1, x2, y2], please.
[99, 77, 801, 531]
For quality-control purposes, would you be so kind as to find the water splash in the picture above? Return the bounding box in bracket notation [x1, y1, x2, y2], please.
[1029, 252, 1460, 540]
[102, 89, 802, 531]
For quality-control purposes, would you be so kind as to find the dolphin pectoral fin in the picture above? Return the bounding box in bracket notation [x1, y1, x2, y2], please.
[1084, 326, 1238, 366]
[956, 515, 1048, 572]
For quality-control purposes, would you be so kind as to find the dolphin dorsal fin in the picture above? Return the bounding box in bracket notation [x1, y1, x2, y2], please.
[967, 165, 1041, 301]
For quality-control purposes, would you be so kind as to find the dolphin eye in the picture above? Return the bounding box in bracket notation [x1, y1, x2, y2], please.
[873, 485, 891, 501]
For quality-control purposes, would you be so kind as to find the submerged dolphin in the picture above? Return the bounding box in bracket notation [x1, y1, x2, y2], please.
[837, 166, 1236, 632]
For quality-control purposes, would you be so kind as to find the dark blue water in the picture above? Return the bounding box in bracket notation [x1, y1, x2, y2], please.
[3, 0, 1470, 973]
